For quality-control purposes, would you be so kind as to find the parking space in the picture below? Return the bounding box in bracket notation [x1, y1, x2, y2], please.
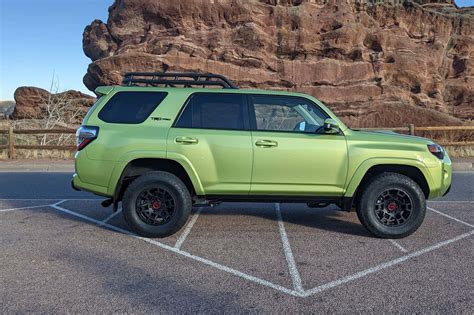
[0, 172, 472, 312]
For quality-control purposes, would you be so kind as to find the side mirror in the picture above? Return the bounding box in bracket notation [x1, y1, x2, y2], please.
[323, 118, 340, 133]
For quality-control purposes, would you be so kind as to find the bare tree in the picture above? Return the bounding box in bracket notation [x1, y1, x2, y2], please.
[27, 74, 84, 145]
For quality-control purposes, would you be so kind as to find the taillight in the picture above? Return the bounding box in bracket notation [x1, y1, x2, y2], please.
[427, 143, 444, 160]
[76, 126, 99, 151]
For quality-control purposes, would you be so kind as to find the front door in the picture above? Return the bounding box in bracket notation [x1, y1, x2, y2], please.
[167, 92, 252, 195]
[248, 95, 348, 196]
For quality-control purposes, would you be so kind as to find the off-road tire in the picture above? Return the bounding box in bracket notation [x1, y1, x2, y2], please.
[356, 172, 426, 239]
[122, 171, 192, 238]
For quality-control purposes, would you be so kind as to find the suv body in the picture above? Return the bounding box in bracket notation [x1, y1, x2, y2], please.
[73, 73, 452, 238]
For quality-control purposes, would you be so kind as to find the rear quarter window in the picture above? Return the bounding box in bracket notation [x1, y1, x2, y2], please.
[98, 91, 167, 124]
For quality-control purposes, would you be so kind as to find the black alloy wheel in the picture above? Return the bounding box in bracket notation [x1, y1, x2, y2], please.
[356, 172, 426, 239]
[374, 188, 413, 227]
[135, 188, 176, 226]
[122, 171, 192, 238]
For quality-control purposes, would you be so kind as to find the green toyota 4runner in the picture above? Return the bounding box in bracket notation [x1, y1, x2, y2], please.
[73, 72, 452, 239]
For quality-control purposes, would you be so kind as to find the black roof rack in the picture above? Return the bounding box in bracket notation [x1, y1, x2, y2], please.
[122, 72, 238, 89]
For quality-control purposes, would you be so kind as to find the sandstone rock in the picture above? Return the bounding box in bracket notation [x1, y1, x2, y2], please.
[13, 87, 95, 119]
[82, 0, 473, 127]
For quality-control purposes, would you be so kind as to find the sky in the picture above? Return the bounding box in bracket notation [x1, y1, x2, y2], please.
[0, 0, 110, 100]
[456, 0, 474, 6]
[0, 0, 473, 101]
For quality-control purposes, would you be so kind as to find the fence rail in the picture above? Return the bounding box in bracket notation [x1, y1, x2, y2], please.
[1, 127, 76, 159]
[0, 125, 473, 159]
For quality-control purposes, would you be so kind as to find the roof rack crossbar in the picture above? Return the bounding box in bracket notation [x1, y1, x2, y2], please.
[122, 72, 238, 89]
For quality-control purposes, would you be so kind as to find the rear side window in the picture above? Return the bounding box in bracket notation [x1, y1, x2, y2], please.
[175, 93, 246, 130]
[98, 92, 167, 124]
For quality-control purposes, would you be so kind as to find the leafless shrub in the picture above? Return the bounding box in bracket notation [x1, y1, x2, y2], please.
[26, 75, 82, 146]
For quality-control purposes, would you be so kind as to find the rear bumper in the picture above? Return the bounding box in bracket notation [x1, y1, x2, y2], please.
[71, 179, 80, 191]
[72, 173, 111, 197]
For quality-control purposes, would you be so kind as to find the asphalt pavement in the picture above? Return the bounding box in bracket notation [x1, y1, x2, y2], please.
[0, 171, 472, 313]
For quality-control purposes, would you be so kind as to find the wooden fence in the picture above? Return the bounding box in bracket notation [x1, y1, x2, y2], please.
[0, 125, 473, 159]
[0, 127, 76, 159]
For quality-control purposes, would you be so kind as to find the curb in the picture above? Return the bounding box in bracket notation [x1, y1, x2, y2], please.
[0, 161, 74, 172]
[452, 162, 473, 172]
[0, 166, 74, 172]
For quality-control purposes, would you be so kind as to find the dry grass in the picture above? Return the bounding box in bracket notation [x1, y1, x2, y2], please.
[0, 149, 75, 160]
[445, 146, 474, 158]
[415, 129, 473, 143]
[0, 119, 78, 160]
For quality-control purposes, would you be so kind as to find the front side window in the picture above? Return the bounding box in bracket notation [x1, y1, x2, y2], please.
[98, 91, 167, 124]
[174, 93, 246, 130]
[250, 95, 328, 133]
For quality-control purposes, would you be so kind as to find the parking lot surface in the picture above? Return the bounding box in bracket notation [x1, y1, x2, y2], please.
[1, 172, 473, 313]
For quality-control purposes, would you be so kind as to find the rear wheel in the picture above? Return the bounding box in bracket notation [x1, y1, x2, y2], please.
[356, 172, 426, 239]
[122, 171, 191, 238]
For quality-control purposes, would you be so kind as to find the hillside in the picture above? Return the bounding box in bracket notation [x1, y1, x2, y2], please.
[82, 0, 473, 127]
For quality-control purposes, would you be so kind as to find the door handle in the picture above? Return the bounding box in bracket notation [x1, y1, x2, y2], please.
[255, 139, 278, 148]
[175, 136, 199, 145]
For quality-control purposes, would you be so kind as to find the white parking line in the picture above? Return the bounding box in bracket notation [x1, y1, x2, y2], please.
[49, 203, 302, 297]
[275, 203, 304, 294]
[428, 207, 473, 228]
[39, 200, 474, 298]
[100, 208, 123, 225]
[388, 239, 408, 252]
[0, 204, 56, 212]
[302, 230, 474, 297]
[51, 203, 106, 226]
[141, 237, 302, 297]
[174, 207, 203, 249]
[53, 200, 67, 206]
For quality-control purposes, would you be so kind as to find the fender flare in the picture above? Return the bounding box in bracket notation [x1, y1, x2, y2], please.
[344, 157, 433, 198]
[106, 151, 205, 197]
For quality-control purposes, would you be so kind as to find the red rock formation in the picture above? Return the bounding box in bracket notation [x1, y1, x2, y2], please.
[14, 87, 95, 119]
[82, 0, 473, 127]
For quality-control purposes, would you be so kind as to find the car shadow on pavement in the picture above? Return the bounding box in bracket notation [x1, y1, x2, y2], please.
[34, 202, 372, 239]
[196, 204, 373, 238]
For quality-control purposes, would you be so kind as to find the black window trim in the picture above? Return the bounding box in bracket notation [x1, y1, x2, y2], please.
[172, 92, 251, 131]
[247, 94, 331, 134]
[98, 91, 168, 124]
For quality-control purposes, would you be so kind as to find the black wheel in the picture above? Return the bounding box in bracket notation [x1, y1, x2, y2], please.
[122, 171, 191, 238]
[356, 172, 426, 239]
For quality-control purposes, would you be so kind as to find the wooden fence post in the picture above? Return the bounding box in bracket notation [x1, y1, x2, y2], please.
[8, 126, 15, 159]
[409, 124, 415, 136]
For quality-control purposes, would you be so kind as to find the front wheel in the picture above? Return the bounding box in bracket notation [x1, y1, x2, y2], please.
[356, 173, 426, 239]
[122, 171, 192, 238]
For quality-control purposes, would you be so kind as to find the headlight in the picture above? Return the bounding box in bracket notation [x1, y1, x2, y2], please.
[427, 143, 444, 159]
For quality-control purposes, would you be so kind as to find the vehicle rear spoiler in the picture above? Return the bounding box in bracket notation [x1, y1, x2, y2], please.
[95, 86, 115, 96]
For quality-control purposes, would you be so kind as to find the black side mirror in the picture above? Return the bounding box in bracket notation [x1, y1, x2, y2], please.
[323, 118, 340, 133]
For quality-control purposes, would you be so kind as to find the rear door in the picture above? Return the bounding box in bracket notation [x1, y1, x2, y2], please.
[167, 93, 253, 195]
[249, 95, 348, 196]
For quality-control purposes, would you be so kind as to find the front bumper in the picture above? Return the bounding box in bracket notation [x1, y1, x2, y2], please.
[430, 154, 452, 198]
[443, 184, 451, 197]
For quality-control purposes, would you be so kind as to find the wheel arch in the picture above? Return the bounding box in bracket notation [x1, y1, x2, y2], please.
[109, 157, 204, 202]
[345, 159, 432, 203]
